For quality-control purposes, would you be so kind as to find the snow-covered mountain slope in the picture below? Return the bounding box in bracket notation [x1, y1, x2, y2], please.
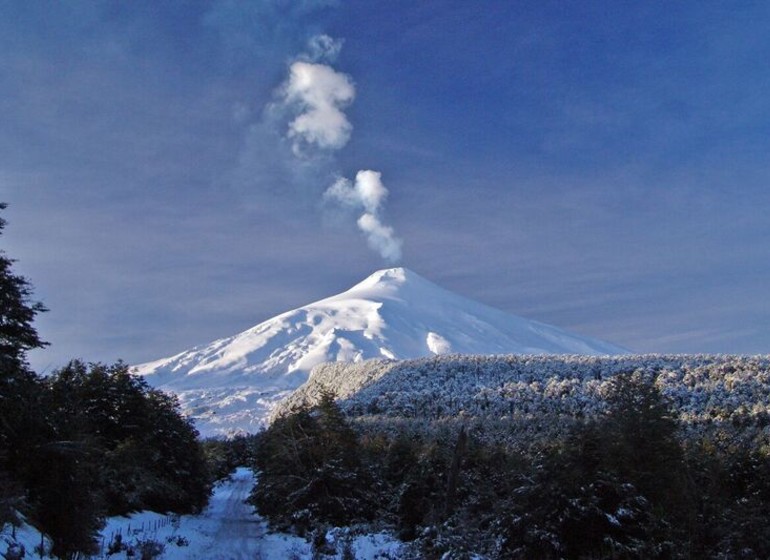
[135, 268, 627, 436]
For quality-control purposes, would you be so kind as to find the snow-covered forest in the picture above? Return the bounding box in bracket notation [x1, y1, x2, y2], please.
[280, 354, 770, 443]
[261, 354, 770, 558]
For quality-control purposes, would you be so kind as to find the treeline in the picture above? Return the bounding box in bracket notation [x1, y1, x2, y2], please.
[252, 375, 770, 559]
[0, 205, 210, 558]
[2, 361, 212, 559]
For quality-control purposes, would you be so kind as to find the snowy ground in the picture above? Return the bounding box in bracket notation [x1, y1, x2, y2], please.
[0, 514, 51, 559]
[95, 467, 403, 560]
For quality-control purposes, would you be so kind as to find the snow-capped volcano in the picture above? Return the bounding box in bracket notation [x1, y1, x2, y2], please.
[135, 268, 626, 435]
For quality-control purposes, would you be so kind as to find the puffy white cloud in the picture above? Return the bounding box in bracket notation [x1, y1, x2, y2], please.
[324, 176, 359, 208]
[270, 36, 404, 263]
[282, 61, 355, 153]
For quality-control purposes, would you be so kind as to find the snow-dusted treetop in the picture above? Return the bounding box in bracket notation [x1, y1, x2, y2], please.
[279, 353, 770, 444]
[134, 267, 627, 436]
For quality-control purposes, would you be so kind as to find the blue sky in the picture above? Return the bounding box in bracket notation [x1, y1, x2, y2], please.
[1, 0, 768, 370]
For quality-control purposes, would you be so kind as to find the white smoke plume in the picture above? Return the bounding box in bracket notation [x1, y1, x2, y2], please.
[272, 36, 404, 262]
[324, 170, 403, 263]
[357, 213, 402, 263]
[281, 60, 355, 155]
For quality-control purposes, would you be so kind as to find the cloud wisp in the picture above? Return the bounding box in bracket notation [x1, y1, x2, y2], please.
[324, 170, 403, 263]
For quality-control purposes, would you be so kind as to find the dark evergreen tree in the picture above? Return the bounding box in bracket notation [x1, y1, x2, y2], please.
[140, 388, 210, 513]
[0, 203, 47, 372]
[250, 390, 373, 532]
[32, 441, 103, 560]
[684, 433, 770, 558]
[202, 434, 258, 482]
[0, 203, 47, 525]
[444, 426, 467, 518]
[43, 360, 210, 515]
[393, 440, 448, 540]
[601, 371, 686, 516]
[0, 205, 211, 556]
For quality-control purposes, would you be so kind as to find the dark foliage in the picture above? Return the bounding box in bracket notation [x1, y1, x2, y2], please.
[0, 203, 48, 372]
[250, 390, 374, 533]
[202, 434, 258, 482]
[251, 371, 770, 559]
[601, 371, 685, 512]
[683, 432, 770, 558]
[0, 203, 48, 526]
[15, 360, 210, 557]
[33, 440, 103, 559]
[41, 360, 211, 516]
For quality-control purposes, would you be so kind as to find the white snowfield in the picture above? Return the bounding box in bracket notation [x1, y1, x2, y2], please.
[135, 268, 626, 436]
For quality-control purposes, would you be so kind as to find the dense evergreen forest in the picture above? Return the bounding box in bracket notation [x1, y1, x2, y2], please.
[254, 363, 770, 559]
[0, 204, 211, 559]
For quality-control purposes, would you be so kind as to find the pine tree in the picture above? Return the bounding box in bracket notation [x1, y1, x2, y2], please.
[32, 440, 103, 560]
[602, 371, 684, 510]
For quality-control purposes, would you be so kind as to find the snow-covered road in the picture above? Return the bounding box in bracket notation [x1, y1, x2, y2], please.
[99, 468, 267, 559]
[98, 467, 402, 560]
[186, 468, 263, 559]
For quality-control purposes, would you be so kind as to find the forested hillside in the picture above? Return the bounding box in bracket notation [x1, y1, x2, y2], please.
[260, 354, 770, 559]
[281, 354, 770, 436]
